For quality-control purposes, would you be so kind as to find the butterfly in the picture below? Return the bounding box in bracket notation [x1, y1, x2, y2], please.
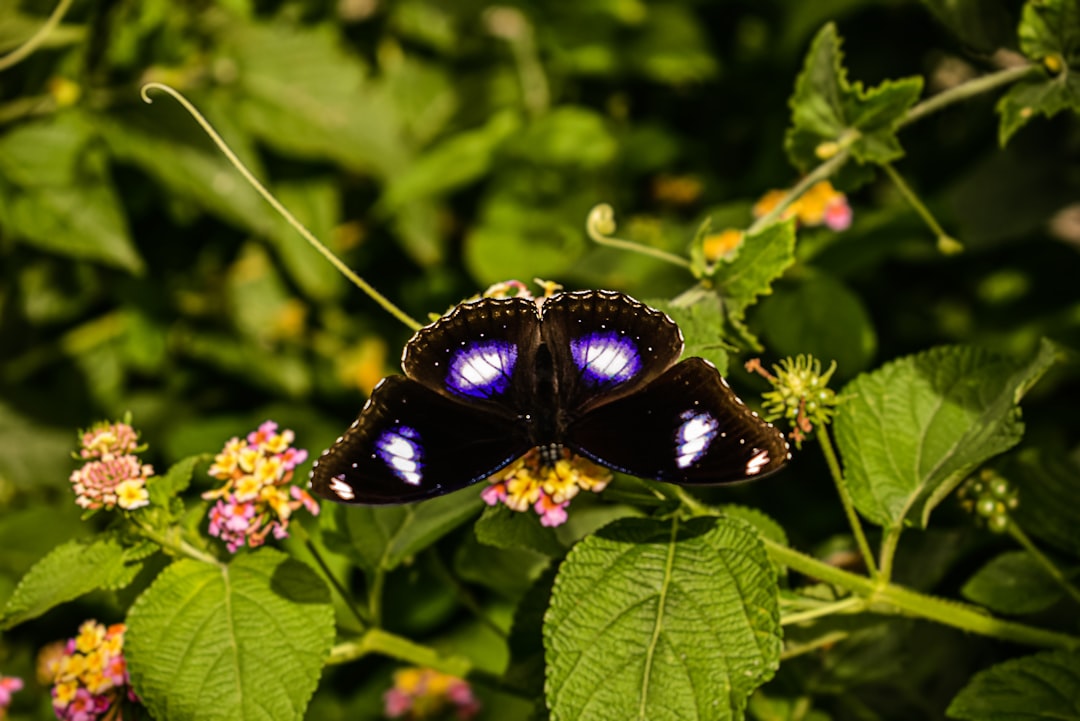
[309, 290, 789, 504]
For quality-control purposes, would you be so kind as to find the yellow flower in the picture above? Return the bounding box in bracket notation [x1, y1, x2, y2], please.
[75, 622, 104, 654]
[253, 455, 283, 485]
[541, 458, 581, 504]
[262, 486, 292, 520]
[116, 479, 149, 510]
[504, 473, 542, 511]
[54, 680, 78, 706]
[209, 438, 245, 479]
[234, 474, 263, 502]
[702, 229, 745, 263]
[394, 667, 425, 694]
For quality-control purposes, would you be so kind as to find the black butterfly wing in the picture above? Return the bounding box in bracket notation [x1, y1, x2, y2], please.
[565, 358, 790, 484]
[540, 290, 684, 416]
[310, 376, 532, 504]
[402, 296, 542, 412]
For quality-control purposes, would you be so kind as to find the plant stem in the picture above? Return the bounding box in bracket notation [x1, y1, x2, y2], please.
[586, 204, 692, 269]
[132, 519, 221, 566]
[327, 628, 473, 676]
[140, 83, 423, 332]
[428, 550, 508, 639]
[782, 596, 866, 626]
[0, 0, 76, 71]
[780, 630, 850, 660]
[899, 63, 1041, 128]
[762, 537, 1080, 650]
[369, 567, 386, 627]
[304, 539, 370, 628]
[878, 525, 903, 583]
[880, 161, 959, 252]
[818, 426, 879, 579]
[1008, 520, 1080, 607]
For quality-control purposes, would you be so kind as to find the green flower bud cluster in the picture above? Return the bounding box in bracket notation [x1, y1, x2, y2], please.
[957, 468, 1019, 533]
[756, 355, 840, 446]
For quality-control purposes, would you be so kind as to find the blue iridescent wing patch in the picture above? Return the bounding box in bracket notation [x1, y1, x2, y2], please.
[446, 340, 519, 399]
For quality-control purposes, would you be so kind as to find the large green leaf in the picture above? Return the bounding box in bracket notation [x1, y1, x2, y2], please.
[835, 339, 1060, 529]
[0, 534, 150, 629]
[785, 23, 923, 188]
[961, 550, 1071, 615]
[997, 0, 1080, 144]
[126, 549, 334, 721]
[544, 516, 781, 721]
[324, 489, 483, 571]
[0, 114, 142, 272]
[947, 650, 1080, 720]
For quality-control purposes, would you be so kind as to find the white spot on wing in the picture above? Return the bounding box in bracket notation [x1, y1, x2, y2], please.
[746, 449, 770, 475]
[329, 476, 355, 500]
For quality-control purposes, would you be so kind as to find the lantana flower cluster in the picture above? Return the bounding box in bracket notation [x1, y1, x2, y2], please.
[0, 674, 22, 719]
[203, 421, 318, 552]
[482, 447, 612, 527]
[753, 179, 853, 232]
[383, 667, 480, 720]
[700, 181, 852, 265]
[68, 421, 152, 511]
[46, 621, 136, 721]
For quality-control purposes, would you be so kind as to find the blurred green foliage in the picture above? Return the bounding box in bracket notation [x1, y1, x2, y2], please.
[2, 0, 1080, 719]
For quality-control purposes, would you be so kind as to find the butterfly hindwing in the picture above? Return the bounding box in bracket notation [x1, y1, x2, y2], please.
[565, 358, 790, 484]
[310, 376, 531, 504]
[402, 297, 541, 412]
[540, 290, 684, 415]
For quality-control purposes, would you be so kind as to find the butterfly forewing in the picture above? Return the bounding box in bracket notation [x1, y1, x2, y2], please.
[310, 376, 531, 504]
[566, 358, 790, 484]
[540, 290, 684, 416]
[402, 297, 542, 413]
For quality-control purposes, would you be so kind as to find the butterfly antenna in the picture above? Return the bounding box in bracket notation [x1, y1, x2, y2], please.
[140, 82, 423, 332]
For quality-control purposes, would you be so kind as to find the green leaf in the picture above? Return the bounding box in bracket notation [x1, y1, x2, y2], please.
[544, 516, 781, 721]
[785, 23, 923, 186]
[718, 504, 790, 577]
[149, 455, 207, 507]
[0, 114, 142, 272]
[961, 550, 1070, 615]
[126, 549, 334, 721]
[756, 273, 877, 377]
[711, 220, 797, 345]
[947, 650, 1080, 720]
[475, 505, 566, 557]
[1007, 447, 1080, 556]
[504, 107, 618, 169]
[0, 534, 149, 629]
[454, 530, 550, 598]
[380, 111, 521, 212]
[997, 0, 1080, 145]
[325, 490, 483, 571]
[224, 21, 408, 177]
[835, 339, 1061, 529]
[646, 295, 729, 375]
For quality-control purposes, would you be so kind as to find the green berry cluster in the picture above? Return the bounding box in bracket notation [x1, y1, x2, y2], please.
[957, 469, 1019, 533]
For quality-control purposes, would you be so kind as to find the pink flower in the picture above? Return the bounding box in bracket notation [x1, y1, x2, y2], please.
[823, 196, 853, 231]
[534, 496, 569, 527]
[383, 687, 413, 717]
[0, 674, 23, 709]
[481, 483, 506, 506]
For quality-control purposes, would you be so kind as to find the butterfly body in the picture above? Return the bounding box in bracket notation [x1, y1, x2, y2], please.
[311, 290, 789, 505]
